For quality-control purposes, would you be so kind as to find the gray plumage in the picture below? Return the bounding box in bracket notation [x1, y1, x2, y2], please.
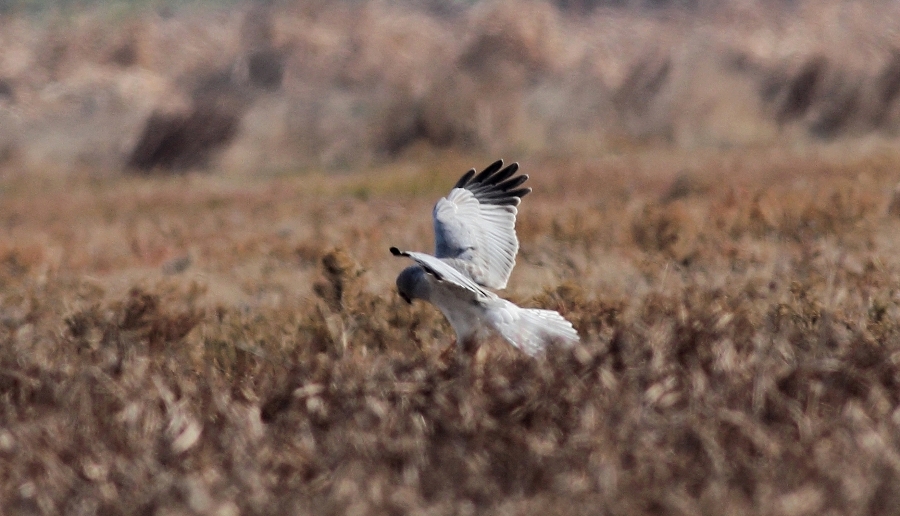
[391, 160, 579, 355]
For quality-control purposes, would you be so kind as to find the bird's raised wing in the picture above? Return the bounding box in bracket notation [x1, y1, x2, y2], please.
[432, 160, 531, 290]
[390, 247, 490, 300]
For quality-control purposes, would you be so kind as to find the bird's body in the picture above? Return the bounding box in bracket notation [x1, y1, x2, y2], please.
[391, 160, 579, 356]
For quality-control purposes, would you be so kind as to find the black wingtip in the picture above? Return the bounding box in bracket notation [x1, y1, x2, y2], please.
[483, 162, 519, 186]
[390, 247, 403, 256]
[454, 169, 476, 189]
[452, 159, 531, 206]
[471, 159, 504, 184]
[495, 174, 529, 192]
[508, 187, 532, 199]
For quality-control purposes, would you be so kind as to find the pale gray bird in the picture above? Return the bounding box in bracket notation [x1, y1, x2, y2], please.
[391, 160, 579, 355]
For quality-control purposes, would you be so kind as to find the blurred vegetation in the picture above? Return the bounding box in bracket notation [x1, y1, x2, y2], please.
[4, 4, 900, 510]
[1, 0, 899, 174]
[4, 147, 900, 513]
[0, 0, 241, 14]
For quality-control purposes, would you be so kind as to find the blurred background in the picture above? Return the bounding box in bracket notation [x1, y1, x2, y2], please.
[7, 5, 900, 513]
[1, 0, 899, 176]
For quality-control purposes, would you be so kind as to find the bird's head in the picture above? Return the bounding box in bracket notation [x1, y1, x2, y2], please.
[396, 265, 428, 304]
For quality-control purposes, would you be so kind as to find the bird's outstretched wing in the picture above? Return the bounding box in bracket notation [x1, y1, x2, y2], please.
[390, 247, 490, 299]
[432, 160, 531, 290]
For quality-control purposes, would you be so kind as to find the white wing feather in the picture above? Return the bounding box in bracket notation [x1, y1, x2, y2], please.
[432, 160, 530, 289]
[394, 249, 490, 300]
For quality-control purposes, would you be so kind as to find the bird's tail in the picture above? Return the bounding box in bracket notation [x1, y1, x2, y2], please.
[494, 304, 580, 356]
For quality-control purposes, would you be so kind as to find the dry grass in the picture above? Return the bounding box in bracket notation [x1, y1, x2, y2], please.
[3, 0, 900, 172]
[3, 143, 900, 514]
[4, 1, 900, 513]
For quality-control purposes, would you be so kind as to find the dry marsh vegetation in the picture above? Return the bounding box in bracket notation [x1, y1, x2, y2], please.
[5, 0, 900, 514]
[3, 145, 900, 514]
[3, 0, 900, 172]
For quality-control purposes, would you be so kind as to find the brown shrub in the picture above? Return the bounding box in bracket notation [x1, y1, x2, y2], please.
[127, 104, 242, 172]
[632, 201, 701, 264]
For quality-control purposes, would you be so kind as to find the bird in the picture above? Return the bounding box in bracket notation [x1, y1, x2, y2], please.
[390, 159, 579, 356]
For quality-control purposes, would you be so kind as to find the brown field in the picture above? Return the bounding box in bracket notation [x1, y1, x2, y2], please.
[4, 144, 900, 514]
[5, 1, 900, 515]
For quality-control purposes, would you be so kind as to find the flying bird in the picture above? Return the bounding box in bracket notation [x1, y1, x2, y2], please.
[390, 160, 579, 356]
